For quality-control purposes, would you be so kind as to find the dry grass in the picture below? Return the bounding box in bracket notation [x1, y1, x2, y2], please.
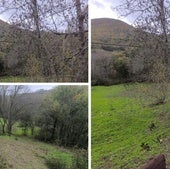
[0, 136, 73, 169]
[0, 137, 47, 169]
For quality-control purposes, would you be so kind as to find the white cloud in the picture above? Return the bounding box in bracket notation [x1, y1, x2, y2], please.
[0, 15, 6, 21]
[90, 0, 132, 24]
[90, 0, 118, 19]
[28, 85, 57, 92]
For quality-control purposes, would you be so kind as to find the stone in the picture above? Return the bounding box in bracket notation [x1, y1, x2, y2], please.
[139, 154, 166, 169]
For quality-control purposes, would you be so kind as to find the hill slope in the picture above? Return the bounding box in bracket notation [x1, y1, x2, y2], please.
[91, 18, 134, 45]
[91, 18, 134, 85]
[0, 19, 10, 36]
[92, 84, 170, 169]
[0, 136, 73, 169]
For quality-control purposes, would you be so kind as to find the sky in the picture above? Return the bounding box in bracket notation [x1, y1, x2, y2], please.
[27, 85, 57, 92]
[90, 0, 132, 24]
[0, 0, 88, 31]
[0, 15, 5, 21]
[0, 0, 131, 24]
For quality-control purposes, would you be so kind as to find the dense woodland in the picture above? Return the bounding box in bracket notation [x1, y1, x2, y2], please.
[0, 0, 88, 82]
[0, 85, 88, 149]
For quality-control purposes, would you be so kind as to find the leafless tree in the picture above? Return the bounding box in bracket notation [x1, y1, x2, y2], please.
[115, 0, 170, 104]
[0, 0, 88, 82]
[0, 85, 30, 135]
[75, 0, 88, 81]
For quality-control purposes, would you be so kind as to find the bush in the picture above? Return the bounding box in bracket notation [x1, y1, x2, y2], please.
[46, 157, 68, 169]
[112, 53, 130, 80]
[45, 150, 88, 169]
[35, 128, 51, 142]
[101, 45, 125, 52]
[71, 150, 88, 169]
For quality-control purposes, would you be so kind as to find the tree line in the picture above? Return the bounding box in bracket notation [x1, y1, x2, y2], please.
[0, 85, 88, 149]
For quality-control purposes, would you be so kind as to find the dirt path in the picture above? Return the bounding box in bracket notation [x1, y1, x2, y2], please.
[0, 137, 48, 169]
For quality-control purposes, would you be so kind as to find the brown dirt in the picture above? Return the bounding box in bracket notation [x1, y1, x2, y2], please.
[0, 137, 48, 169]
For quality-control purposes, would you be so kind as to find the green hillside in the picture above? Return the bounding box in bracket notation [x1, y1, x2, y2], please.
[92, 84, 170, 169]
[0, 136, 73, 169]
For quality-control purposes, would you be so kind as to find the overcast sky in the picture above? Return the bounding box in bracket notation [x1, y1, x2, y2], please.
[27, 85, 57, 92]
[0, 15, 5, 21]
[90, 0, 132, 24]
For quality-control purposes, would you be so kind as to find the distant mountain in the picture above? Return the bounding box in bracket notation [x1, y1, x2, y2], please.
[91, 18, 134, 48]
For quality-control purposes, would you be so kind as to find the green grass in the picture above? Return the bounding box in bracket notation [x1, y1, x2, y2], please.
[92, 84, 170, 169]
[12, 123, 40, 137]
[0, 76, 74, 82]
[0, 76, 47, 82]
[0, 135, 73, 169]
[0, 76, 27, 82]
[0, 122, 87, 169]
[39, 143, 73, 168]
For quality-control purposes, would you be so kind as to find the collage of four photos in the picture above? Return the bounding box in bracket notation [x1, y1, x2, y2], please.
[0, 0, 170, 169]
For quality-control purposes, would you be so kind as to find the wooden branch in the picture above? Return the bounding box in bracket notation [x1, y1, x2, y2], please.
[53, 30, 88, 38]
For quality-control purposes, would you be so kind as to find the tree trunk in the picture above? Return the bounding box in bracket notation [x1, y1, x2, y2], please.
[50, 119, 57, 141]
[7, 123, 12, 136]
[31, 0, 57, 79]
[2, 123, 6, 134]
[75, 0, 87, 82]
[0, 119, 6, 134]
[31, 126, 34, 136]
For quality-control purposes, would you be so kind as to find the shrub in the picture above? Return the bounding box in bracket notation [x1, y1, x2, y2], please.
[101, 45, 125, 52]
[71, 150, 88, 169]
[112, 53, 130, 80]
[46, 157, 68, 169]
[24, 54, 44, 81]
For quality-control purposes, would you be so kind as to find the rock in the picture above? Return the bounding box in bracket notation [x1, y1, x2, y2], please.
[139, 154, 166, 169]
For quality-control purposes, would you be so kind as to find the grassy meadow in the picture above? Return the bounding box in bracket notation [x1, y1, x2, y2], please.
[0, 135, 73, 169]
[0, 76, 76, 82]
[92, 84, 170, 169]
[0, 76, 27, 82]
[0, 124, 87, 169]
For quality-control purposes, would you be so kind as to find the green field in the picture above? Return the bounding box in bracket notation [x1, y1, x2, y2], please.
[0, 123, 87, 169]
[0, 76, 28, 82]
[0, 135, 73, 169]
[0, 76, 74, 82]
[92, 84, 170, 169]
[0, 76, 48, 82]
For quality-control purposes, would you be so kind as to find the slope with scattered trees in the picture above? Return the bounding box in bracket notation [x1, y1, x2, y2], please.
[91, 18, 134, 85]
[0, 85, 88, 169]
[92, 0, 170, 168]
